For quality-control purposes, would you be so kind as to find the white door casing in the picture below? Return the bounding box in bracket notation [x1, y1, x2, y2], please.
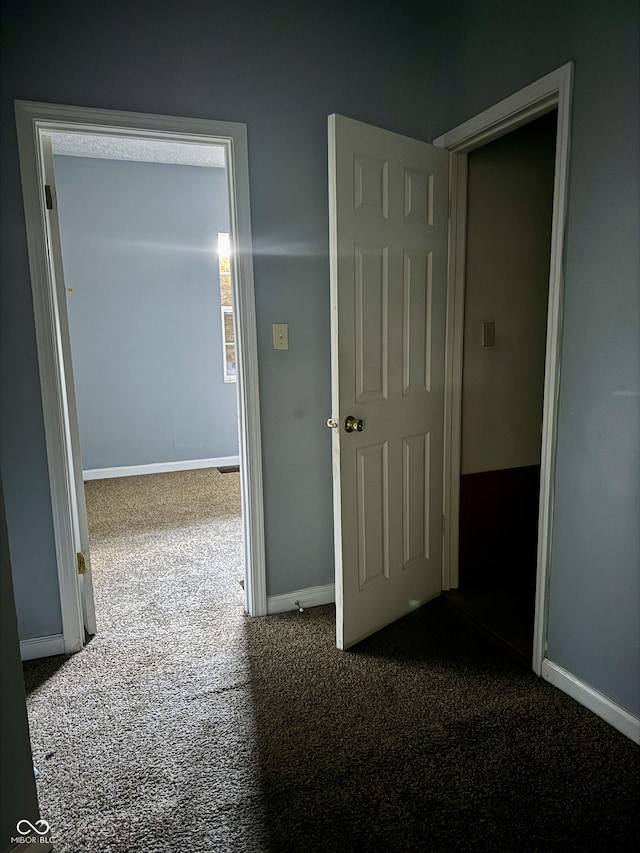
[15, 101, 267, 656]
[433, 62, 573, 674]
[40, 135, 97, 637]
[328, 115, 450, 649]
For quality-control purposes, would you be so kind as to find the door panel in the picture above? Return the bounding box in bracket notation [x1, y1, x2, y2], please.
[356, 441, 389, 588]
[403, 431, 430, 569]
[328, 114, 449, 649]
[354, 244, 388, 402]
[403, 249, 433, 394]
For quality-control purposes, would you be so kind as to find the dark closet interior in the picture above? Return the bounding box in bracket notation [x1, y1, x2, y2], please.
[445, 111, 558, 663]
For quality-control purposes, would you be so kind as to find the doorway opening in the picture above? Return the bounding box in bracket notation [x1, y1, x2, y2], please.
[445, 112, 558, 662]
[15, 101, 267, 658]
[50, 131, 246, 638]
[327, 65, 572, 656]
[435, 63, 572, 675]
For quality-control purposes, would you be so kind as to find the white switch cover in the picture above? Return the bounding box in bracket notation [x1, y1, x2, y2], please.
[482, 321, 496, 347]
[272, 323, 289, 350]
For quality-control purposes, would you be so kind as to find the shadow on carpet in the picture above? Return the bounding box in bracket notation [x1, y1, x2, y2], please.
[244, 599, 640, 852]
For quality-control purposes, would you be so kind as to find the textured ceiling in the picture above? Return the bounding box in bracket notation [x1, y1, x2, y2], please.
[49, 133, 226, 168]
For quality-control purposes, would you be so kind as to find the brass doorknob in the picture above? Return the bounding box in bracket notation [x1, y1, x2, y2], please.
[344, 415, 364, 433]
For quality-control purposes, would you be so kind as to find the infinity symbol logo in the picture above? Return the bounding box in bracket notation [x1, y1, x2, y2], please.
[16, 819, 51, 836]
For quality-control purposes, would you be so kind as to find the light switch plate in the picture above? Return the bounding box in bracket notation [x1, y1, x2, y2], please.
[482, 321, 496, 347]
[272, 323, 289, 350]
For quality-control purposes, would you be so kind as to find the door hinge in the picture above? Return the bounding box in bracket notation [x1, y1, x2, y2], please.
[45, 184, 54, 211]
[77, 552, 87, 574]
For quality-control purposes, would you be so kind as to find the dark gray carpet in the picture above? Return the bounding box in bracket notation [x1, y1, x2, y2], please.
[23, 471, 640, 852]
[248, 603, 639, 851]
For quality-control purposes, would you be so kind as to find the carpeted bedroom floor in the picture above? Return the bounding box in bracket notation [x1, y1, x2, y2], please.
[23, 469, 640, 852]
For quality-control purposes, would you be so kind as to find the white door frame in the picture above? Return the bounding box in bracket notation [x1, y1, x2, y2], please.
[15, 100, 268, 653]
[433, 62, 573, 675]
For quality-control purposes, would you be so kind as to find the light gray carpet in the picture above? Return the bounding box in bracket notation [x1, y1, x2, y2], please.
[25, 468, 268, 852]
[23, 469, 640, 852]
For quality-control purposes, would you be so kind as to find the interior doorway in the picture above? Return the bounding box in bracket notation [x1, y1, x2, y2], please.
[15, 101, 267, 658]
[445, 112, 558, 661]
[50, 131, 245, 636]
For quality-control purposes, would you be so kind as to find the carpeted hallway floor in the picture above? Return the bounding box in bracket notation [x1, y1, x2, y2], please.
[24, 468, 263, 852]
[23, 470, 640, 852]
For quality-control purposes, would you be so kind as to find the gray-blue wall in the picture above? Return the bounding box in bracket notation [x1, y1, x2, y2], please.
[55, 155, 237, 471]
[1, 1, 638, 720]
[2, 0, 434, 640]
[426, 0, 639, 716]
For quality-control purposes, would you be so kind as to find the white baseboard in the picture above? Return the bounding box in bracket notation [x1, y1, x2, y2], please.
[83, 456, 240, 480]
[20, 634, 65, 661]
[542, 659, 640, 744]
[267, 583, 335, 614]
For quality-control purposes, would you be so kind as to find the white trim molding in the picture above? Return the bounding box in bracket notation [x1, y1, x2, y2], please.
[440, 149, 467, 591]
[83, 456, 240, 480]
[267, 583, 335, 615]
[14, 100, 267, 646]
[542, 659, 640, 744]
[434, 62, 574, 676]
[433, 64, 570, 151]
[20, 634, 65, 661]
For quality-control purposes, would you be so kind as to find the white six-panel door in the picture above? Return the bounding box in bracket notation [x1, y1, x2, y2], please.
[328, 115, 449, 649]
